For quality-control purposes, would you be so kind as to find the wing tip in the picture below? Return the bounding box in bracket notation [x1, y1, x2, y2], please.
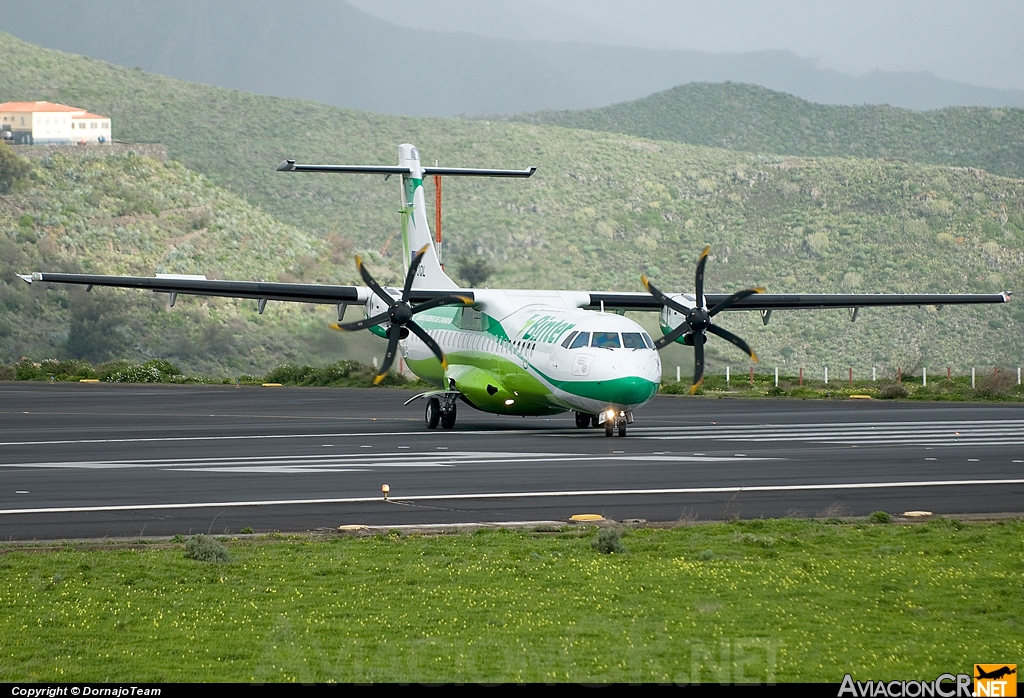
[372, 373, 387, 385]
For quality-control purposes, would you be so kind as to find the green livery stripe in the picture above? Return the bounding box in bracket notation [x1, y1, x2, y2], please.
[540, 373, 659, 405]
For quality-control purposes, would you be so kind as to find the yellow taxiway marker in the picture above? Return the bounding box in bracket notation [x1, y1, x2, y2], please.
[849, 394, 872, 399]
[569, 514, 604, 522]
[79, 379, 100, 383]
[338, 524, 369, 531]
[902, 511, 933, 517]
[261, 382, 283, 387]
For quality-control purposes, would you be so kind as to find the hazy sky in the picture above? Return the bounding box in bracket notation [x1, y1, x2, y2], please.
[349, 0, 1024, 91]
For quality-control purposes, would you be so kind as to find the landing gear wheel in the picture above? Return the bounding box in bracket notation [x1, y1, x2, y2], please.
[591, 415, 600, 428]
[440, 400, 457, 430]
[574, 411, 591, 429]
[617, 423, 627, 437]
[604, 422, 613, 437]
[425, 397, 441, 429]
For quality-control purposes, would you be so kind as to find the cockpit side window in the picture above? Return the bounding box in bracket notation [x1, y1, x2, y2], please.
[561, 331, 578, 349]
[641, 332, 654, 349]
[569, 332, 590, 349]
[591, 332, 621, 348]
[622, 332, 646, 349]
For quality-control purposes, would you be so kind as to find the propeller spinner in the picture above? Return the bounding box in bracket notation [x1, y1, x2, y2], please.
[331, 245, 472, 384]
[642, 246, 763, 394]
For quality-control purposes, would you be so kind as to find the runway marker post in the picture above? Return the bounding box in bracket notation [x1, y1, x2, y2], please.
[849, 367, 853, 387]
[922, 367, 927, 387]
[824, 367, 829, 384]
[972, 367, 976, 388]
[774, 367, 778, 387]
[799, 367, 803, 386]
[726, 366, 730, 386]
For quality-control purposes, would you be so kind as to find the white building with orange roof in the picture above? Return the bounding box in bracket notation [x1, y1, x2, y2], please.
[0, 101, 111, 145]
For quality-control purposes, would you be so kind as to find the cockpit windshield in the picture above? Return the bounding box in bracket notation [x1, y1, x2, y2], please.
[591, 332, 621, 349]
[621, 332, 646, 349]
[569, 332, 590, 349]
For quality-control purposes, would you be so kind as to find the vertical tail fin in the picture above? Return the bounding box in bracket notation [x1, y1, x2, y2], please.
[397, 144, 459, 290]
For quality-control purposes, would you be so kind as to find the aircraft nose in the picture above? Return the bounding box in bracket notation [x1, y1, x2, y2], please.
[604, 375, 659, 406]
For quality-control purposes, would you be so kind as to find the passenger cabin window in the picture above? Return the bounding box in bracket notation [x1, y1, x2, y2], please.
[591, 332, 621, 349]
[569, 332, 590, 349]
[622, 332, 646, 349]
[560, 331, 578, 349]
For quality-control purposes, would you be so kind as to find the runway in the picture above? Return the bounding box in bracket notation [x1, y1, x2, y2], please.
[1, 382, 1023, 539]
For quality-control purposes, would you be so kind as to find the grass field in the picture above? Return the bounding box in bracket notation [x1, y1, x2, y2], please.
[1, 519, 1021, 682]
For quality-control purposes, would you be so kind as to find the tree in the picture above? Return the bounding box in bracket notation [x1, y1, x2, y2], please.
[0, 142, 30, 192]
[64, 289, 131, 363]
[457, 254, 495, 287]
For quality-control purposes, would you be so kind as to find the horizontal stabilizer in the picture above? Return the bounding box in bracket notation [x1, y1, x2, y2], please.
[277, 160, 536, 178]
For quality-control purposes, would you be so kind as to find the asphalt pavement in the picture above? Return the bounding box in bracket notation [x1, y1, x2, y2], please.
[1, 382, 1022, 539]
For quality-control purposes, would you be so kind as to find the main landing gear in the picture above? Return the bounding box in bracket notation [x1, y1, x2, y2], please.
[425, 395, 457, 430]
[574, 410, 632, 437]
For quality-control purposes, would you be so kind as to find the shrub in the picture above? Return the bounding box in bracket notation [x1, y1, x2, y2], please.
[878, 383, 908, 399]
[698, 549, 715, 560]
[592, 527, 626, 554]
[184, 534, 232, 563]
[975, 369, 1016, 398]
[868, 511, 891, 524]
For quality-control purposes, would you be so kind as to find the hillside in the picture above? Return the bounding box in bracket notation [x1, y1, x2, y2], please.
[0, 148, 384, 374]
[0, 32, 1022, 375]
[4, 2, 1024, 115]
[514, 83, 1024, 180]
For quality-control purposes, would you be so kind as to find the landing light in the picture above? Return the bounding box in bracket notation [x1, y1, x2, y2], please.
[504, 399, 515, 406]
[606, 408, 616, 420]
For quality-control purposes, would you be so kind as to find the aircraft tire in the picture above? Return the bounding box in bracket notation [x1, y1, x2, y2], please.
[604, 422, 613, 437]
[440, 401, 457, 430]
[617, 423, 627, 437]
[425, 398, 441, 429]
[591, 415, 600, 428]
[574, 411, 591, 429]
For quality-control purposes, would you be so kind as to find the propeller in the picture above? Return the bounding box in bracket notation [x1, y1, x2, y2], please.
[642, 246, 764, 394]
[331, 244, 473, 385]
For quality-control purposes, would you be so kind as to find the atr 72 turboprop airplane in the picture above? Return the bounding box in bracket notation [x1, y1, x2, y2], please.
[19, 144, 1011, 436]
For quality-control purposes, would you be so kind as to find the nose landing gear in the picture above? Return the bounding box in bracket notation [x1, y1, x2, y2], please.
[598, 408, 632, 437]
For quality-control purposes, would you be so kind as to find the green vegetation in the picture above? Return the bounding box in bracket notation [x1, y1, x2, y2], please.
[0, 141, 31, 192]
[0, 520, 1020, 682]
[515, 82, 1024, 179]
[659, 368, 1024, 401]
[0, 149, 387, 374]
[0, 357, 417, 388]
[0, 32, 1021, 374]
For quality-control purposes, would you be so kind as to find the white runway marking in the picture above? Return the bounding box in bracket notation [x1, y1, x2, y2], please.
[1, 451, 770, 473]
[2, 477, 1023, 515]
[630, 419, 1024, 446]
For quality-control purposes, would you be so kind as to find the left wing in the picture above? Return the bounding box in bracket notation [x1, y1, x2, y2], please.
[17, 272, 473, 307]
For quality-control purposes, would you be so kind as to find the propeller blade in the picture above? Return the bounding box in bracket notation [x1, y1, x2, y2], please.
[356, 255, 395, 307]
[372, 324, 403, 385]
[708, 287, 765, 317]
[330, 311, 390, 333]
[690, 332, 705, 394]
[652, 320, 691, 350]
[401, 244, 430, 302]
[406, 320, 448, 370]
[641, 276, 691, 316]
[694, 245, 711, 306]
[707, 323, 758, 362]
[410, 294, 474, 315]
